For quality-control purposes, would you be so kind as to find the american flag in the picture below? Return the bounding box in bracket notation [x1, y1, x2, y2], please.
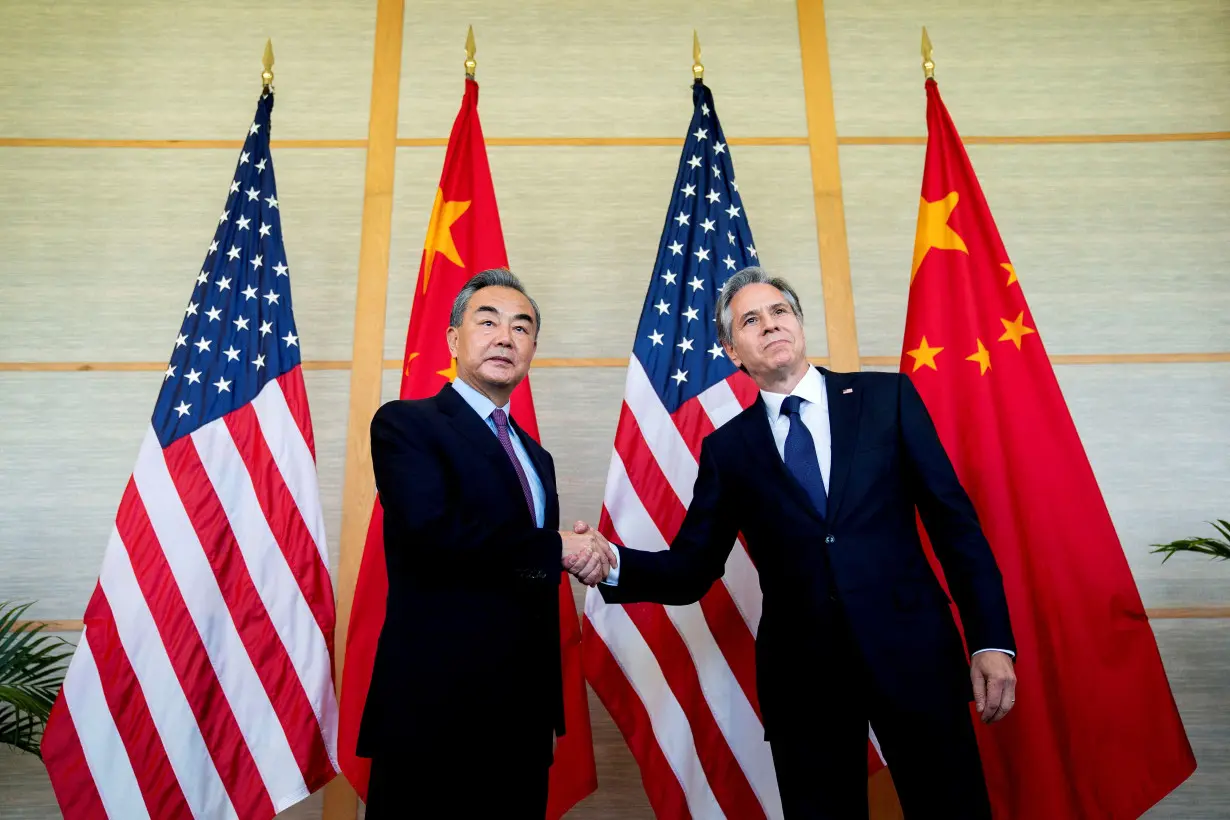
[581, 81, 885, 818]
[41, 91, 339, 820]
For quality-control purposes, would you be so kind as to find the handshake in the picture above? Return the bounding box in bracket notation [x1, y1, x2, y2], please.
[559, 521, 617, 586]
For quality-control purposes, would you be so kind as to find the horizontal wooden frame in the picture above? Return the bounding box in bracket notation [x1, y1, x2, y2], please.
[2, 132, 1227, 150]
[3, 352, 1229, 373]
[17, 606, 1230, 633]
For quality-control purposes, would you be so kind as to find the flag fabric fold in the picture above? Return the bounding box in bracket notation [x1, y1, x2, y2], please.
[41, 90, 339, 820]
[335, 78, 597, 818]
[580, 79, 888, 820]
[902, 77, 1195, 819]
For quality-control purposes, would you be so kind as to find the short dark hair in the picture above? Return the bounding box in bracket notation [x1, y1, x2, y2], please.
[449, 268, 542, 337]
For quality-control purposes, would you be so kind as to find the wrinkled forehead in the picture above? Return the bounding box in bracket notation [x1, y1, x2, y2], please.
[467, 286, 535, 323]
[730, 283, 790, 316]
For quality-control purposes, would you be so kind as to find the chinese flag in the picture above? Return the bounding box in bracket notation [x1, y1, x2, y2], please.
[336, 78, 598, 817]
[901, 78, 1195, 818]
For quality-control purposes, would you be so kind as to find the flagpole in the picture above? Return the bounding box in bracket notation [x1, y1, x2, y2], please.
[921, 26, 935, 80]
[692, 30, 704, 80]
[262, 39, 275, 91]
[465, 25, 476, 79]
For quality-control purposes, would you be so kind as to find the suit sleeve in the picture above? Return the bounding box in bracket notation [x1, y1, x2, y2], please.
[898, 375, 1016, 657]
[371, 404, 561, 580]
[599, 436, 739, 606]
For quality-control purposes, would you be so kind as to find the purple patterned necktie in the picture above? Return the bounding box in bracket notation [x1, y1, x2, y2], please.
[490, 409, 535, 521]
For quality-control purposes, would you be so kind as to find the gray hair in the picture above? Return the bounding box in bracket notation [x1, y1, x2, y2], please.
[449, 268, 542, 337]
[715, 266, 804, 347]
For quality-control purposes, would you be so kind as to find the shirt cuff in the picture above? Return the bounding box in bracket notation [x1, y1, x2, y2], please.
[601, 544, 621, 586]
[972, 648, 1015, 658]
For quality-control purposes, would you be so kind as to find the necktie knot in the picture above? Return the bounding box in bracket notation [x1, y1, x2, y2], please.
[780, 395, 804, 417]
[490, 408, 509, 431]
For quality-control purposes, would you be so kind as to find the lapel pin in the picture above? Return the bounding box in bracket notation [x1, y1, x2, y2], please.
[843, 388, 853, 394]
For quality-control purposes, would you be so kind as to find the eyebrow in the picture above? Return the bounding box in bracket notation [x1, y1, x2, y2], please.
[474, 305, 535, 327]
[740, 302, 789, 323]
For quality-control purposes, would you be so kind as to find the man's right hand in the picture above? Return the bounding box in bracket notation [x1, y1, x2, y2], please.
[560, 521, 617, 586]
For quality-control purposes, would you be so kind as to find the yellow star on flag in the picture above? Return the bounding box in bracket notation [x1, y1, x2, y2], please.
[998, 311, 1036, 350]
[911, 191, 969, 282]
[906, 336, 944, 371]
[437, 357, 458, 382]
[966, 338, 992, 375]
[1002, 262, 1018, 286]
[422, 188, 471, 294]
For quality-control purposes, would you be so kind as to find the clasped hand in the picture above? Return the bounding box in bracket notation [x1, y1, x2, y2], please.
[559, 521, 616, 586]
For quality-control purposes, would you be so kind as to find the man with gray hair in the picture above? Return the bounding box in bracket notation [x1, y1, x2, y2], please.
[358, 268, 615, 817]
[595, 266, 1017, 818]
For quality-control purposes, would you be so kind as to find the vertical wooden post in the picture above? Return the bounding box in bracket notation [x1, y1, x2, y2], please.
[321, 1, 404, 818]
[796, 0, 861, 372]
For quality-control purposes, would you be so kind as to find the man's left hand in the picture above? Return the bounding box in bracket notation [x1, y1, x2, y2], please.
[971, 651, 1016, 723]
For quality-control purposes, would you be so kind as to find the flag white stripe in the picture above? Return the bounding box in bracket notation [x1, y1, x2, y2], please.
[192, 417, 338, 757]
[251, 381, 329, 568]
[133, 426, 303, 803]
[585, 592, 725, 819]
[604, 456, 782, 815]
[99, 526, 237, 820]
[697, 378, 745, 429]
[61, 631, 151, 820]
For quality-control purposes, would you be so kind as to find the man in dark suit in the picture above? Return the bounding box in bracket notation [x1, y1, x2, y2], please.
[595, 267, 1018, 819]
[359, 268, 615, 818]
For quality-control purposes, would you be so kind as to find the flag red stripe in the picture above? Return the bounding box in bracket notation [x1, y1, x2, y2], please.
[42, 698, 109, 820]
[580, 615, 693, 820]
[726, 370, 761, 409]
[276, 370, 316, 460]
[82, 586, 192, 819]
[162, 437, 333, 792]
[613, 412, 762, 721]
[224, 406, 335, 656]
[670, 396, 716, 461]
[115, 477, 274, 820]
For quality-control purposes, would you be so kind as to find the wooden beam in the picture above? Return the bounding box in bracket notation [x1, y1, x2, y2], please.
[796, 0, 860, 372]
[322, 1, 405, 818]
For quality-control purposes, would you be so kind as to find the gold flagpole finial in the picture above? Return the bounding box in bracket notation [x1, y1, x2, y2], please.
[464, 26, 477, 79]
[921, 27, 935, 80]
[261, 39, 275, 90]
[692, 30, 704, 80]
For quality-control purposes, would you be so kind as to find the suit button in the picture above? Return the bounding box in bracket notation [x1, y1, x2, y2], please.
[825, 535, 836, 544]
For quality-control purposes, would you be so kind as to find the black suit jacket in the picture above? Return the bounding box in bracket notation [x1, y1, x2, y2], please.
[357, 383, 566, 759]
[600, 369, 1014, 736]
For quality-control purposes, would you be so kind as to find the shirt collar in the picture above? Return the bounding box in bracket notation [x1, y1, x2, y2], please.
[760, 365, 826, 419]
[452, 377, 511, 423]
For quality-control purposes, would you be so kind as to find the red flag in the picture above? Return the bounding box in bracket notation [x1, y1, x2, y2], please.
[902, 78, 1195, 818]
[336, 79, 597, 816]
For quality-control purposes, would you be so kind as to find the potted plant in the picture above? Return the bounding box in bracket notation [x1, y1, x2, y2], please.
[0, 602, 73, 757]
[1151, 519, 1230, 563]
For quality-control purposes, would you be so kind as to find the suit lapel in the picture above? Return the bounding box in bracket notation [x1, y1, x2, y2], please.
[738, 395, 825, 524]
[821, 368, 862, 522]
[436, 384, 528, 505]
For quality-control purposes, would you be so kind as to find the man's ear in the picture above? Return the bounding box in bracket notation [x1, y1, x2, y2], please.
[446, 326, 459, 359]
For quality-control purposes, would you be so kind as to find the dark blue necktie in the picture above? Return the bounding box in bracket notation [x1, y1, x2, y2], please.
[780, 395, 827, 518]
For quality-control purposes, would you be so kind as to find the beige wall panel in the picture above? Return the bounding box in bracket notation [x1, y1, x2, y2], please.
[1145, 620, 1230, 818]
[0, 147, 364, 362]
[825, 0, 1230, 136]
[0, 370, 349, 620]
[398, 0, 806, 139]
[843, 142, 1230, 358]
[1052, 364, 1230, 609]
[0, 0, 374, 140]
[385, 145, 826, 360]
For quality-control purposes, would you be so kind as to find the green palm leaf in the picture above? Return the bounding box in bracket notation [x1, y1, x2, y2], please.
[1151, 520, 1230, 563]
[0, 602, 73, 758]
